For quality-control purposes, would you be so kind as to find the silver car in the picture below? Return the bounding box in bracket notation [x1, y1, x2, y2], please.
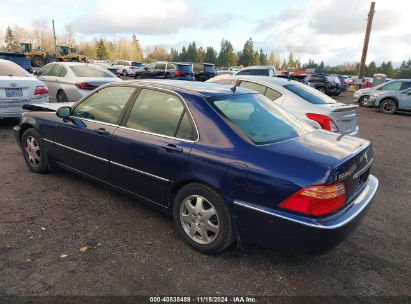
[207, 75, 359, 136]
[0, 59, 48, 119]
[367, 88, 411, 114]
[36, 62, 122, 103]
[353, 79, 411, 106]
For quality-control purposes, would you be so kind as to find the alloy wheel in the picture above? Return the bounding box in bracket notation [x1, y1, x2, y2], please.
[179, 195, 219, 245]
[382, 101, 395, 113]
[25, 136, 41, 167]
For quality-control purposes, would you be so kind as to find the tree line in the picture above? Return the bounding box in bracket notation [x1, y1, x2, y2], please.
[2, 23, 411, 78]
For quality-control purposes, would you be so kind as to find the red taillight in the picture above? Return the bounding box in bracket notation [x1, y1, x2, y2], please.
[75, 82, 98, 90]
[129, 66, 135, 69]
[175, 71, 184, 76]
[278, 183, 346, 216]
[34, 85, 48, 95]
[306, 113, 339, 132]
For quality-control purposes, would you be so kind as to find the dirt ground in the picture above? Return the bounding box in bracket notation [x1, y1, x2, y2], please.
[0, 92, 410, 299]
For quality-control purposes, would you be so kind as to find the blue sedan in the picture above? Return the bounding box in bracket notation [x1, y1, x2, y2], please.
[14, 80, 378, 254]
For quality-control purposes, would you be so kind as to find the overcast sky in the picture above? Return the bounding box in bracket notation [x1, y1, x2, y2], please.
[1, 0, 410, 65]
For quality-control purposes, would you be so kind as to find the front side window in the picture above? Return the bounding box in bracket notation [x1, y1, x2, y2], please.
[209, 94, 312, 145]
[380, 81, 401, 91]
[49, 64, 64, 77]
[126, 89, 195, 140]
[37, 64, 55, 76]
[72, 87, 135, 124]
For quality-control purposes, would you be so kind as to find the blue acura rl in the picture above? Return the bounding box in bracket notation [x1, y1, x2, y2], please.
[14, 80, 378, 254]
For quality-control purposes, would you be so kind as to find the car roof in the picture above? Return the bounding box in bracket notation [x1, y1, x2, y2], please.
[0, 51, 26, 56]
[212, 75, 299, 87]
[239, 66, 275, 70]
[121, 79, 256, 98]
[49, 62, 104, 67]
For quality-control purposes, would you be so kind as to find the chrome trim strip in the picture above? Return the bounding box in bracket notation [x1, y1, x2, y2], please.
[234, 175, 378, 230]
[54, 141, 109, 163]
[111, 161, 169, 182]
[43, 138, 54, 144]
[117, 125, 196, 143]
[69, 117, 119, 128]
[353, 158, 374, 179]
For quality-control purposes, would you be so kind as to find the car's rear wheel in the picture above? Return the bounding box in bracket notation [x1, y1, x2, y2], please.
[21, 128, 50, 173]
[173, 183, 235, 254]
[135, 74, 142, 79]
[57, 90, 68, 103]
[122, 70, 128, 76]
[317, 86, 326, 93]
[380, 99, 397, 114]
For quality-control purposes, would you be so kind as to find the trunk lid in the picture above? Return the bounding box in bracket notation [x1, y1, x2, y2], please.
[319, 102, 359, 135]
[0, 76, 41, 108]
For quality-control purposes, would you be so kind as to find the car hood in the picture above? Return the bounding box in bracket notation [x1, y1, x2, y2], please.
[23, 102, 75, 112]
[260, 130, 369, 167]
[355, 87, 376, 95]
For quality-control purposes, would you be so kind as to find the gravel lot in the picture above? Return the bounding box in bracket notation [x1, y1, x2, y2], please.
[0, 92, 410, 298]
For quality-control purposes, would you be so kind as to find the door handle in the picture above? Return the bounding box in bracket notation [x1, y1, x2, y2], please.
[162, 144, 183, 153]
[95, 128, 110, 135]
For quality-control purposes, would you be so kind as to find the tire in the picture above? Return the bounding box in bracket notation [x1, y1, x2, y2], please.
[31, 55, 44, 67]
[134, 74, 142, 79]
[317, 86, 326, 93]
[379, 99, 397, 114]
[122, 70, 128, 77]
[21, 128, 50, 173]
[56, 90, 68, 103]
[358, 96, 369, 107]
[172, 183, 235, 254]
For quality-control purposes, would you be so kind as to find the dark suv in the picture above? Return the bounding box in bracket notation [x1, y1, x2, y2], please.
[0, 51, 33, 74]
[304, 74, 337, 95]
[134, 61, 194, 80]
[192, 63, 217, 81]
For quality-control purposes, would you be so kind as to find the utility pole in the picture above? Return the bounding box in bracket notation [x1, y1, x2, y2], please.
[52, 19, 57, 54]
[358, 2, 376, 80]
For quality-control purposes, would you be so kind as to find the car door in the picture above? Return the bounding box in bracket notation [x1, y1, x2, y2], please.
[51, 86, 136, 181]
[36, 64, 57, 100]
[397, 89, 411, 110]
[110, 88, 197, 206]
[142, 63, 155, 78]
[154, 63, 166, 78]
[46, 64, 65, 100]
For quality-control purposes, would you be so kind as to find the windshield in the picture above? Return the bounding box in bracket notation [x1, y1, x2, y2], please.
[0, 54, 31, 69]
[204, 65, 216, 73]
[0, 60, 30, 76]
[70, 66, 115, 78]
[209, 93, 312, 145]
[131, 62, 143, 68]
[283, 83, 337, 104]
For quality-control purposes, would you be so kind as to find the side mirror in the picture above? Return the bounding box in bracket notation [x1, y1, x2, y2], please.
[56, 106, 71, 119]
[408, 91, 411, 95]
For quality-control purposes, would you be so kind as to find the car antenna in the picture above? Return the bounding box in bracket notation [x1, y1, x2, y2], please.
[230, 81, 239, 93]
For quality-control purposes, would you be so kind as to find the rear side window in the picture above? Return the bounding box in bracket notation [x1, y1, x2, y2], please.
[155, 63, 166, 70]
[284, 83, 337, 104]
[168, 64, 177, 70]
[265, 88, 282, 101]
[72, 87, 135, 124]
[126, 89, 195, 140]
[211, 79, 236, 85]
[70, 66, 114, 78]
[0, 60, 29, 76]
[239, 81, 266, 94]
[400, 82, 411, 90]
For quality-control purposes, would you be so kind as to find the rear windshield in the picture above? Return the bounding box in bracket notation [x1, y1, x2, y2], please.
[0, 60, 30, 77]
[131, 62, 143, 68]
[0, 54, 31, 69]
[204, 64, 216, 73]
[209, 94, 312, 145]
[177, 65, 193, 72]
[70, 66, 115, 78]
[283, 83, 337, 104]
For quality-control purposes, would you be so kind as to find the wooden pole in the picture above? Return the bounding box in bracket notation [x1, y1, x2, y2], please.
[358, 2, 376, 79]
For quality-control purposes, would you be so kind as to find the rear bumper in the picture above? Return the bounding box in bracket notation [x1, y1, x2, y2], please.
[233, 175, 378, 253]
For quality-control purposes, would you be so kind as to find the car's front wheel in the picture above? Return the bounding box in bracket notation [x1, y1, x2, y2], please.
[380, 99, 397, 114]
[122, 70, 128, 77]
[358, 96, 369, 107]
[173, 183, 235, 254]
[21, 128, 50, 173]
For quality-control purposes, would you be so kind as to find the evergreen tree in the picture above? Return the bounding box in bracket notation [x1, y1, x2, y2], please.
[5, 26, 20, 52]
[218, 39, 236, 67]
[287, 51, 295, 69]
[196, 46, 206, 63]
[204, 46, 217, 64]
[180, 46, 188, 62]
[259, 49, 268, 65]
[186, 42, 198, 62]
[252, 50, 260, 65]
[238, 38, 254, 67]
[366, 61, 377, 77]
[96, 39, 108, 60]
[318, 61, 325, 71]
[131, 34, 143, 61]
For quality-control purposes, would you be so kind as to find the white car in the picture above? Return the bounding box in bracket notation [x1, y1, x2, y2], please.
[207, 75, 359, 136]
[111, 60, 144, 76]
[0, 59, 48, 119]
[36, 62, 122, 103]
